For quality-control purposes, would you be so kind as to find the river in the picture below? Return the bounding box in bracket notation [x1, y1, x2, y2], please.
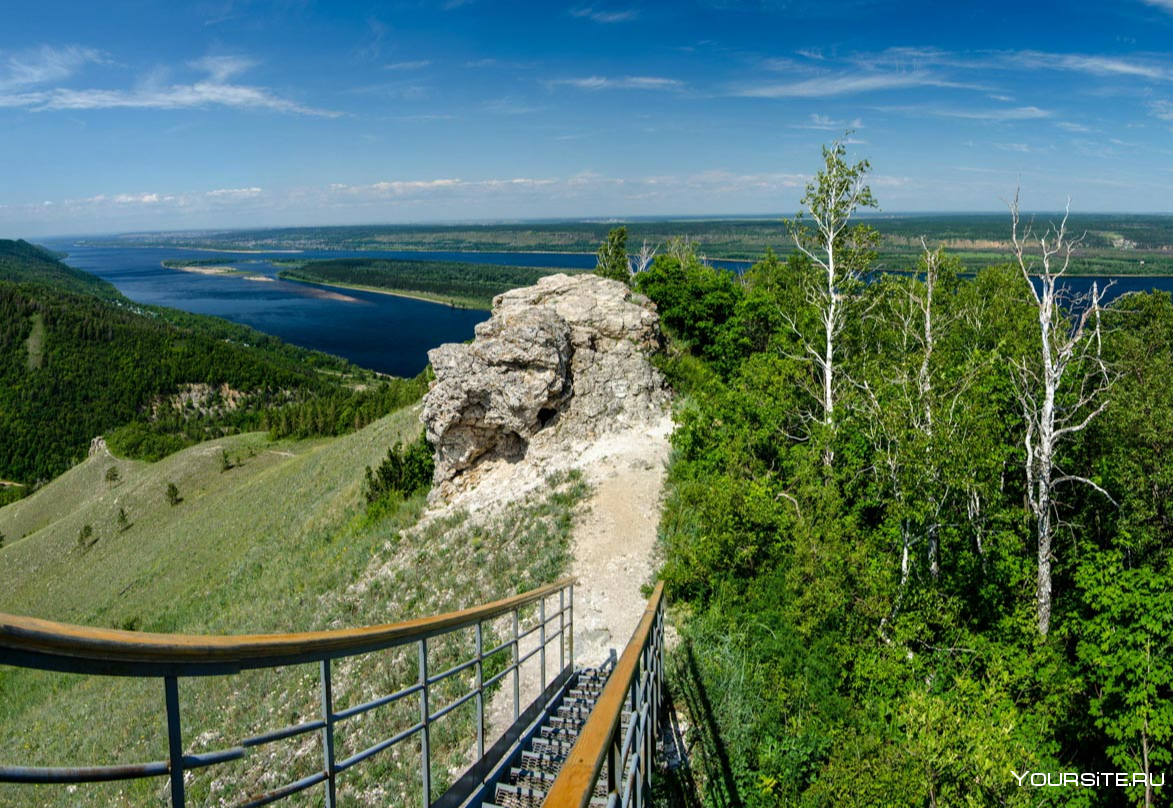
[47, 242, 1173, 377]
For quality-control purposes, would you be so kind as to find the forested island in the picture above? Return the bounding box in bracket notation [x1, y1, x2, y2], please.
[276, 257, 581, 309]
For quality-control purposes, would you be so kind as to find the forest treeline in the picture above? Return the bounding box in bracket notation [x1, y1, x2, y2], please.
[277, 257, 574, 308]
[622, 144, 1173, 806]
[0, 241, 426, 486]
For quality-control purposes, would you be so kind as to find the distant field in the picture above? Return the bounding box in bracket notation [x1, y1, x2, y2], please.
[94, 213, 1173, 274]
[278, 257, 582, 308]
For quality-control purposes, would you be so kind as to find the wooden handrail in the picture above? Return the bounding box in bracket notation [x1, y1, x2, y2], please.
[0, 576, 576, 673]
[542, 581, 663, 808]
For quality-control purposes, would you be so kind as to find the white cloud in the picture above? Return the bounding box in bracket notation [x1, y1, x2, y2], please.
[878, 105, 1051, 121]
[548, 75, 682, 91]
[188, 55, 256, 82]
[385, 60, 431, 71]
[484, 96, 544, 114]
[1140, 0, 1173, 13]
[1056, 121, 1093, 132]
[736, 71, 971, 98]
[789, 113, 863, 130]
[0, 48, 335, 116]
[1008, 51, 1171, 80]
[569, 6, 639, 22]
[206, 187, 263, 199]
[1150, 100, 1173, 121]
[0, 45, 103, 91]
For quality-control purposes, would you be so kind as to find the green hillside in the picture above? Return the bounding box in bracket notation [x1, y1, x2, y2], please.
[0, 239, 115, 298]
[0, 239, 424, 486]
[0, 408, 589, 807]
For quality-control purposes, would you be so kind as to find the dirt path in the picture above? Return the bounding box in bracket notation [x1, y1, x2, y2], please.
[482, 414, 674, 743]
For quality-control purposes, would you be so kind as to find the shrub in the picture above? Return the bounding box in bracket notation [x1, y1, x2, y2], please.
[363, 435, 434, 506]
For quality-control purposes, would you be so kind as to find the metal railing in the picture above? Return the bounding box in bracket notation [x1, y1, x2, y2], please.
[0, 576, 576, 807]
[542, 581, 665, 808]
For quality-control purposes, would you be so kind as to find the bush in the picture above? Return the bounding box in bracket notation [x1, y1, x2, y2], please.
[363, 435, 434, 505]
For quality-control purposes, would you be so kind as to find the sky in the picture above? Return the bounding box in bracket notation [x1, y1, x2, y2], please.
[3, 0, 1173, 237]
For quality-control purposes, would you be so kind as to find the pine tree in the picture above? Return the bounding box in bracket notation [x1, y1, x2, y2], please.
[594, 226, 631, 284]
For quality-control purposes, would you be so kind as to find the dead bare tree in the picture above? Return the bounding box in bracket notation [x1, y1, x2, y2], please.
[1007, 190, 1115, 636]
[630, 238, 659, 276]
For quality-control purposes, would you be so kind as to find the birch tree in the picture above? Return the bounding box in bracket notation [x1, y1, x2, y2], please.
[1007, 191, 1114, 636]
[785, 136, 878, 467]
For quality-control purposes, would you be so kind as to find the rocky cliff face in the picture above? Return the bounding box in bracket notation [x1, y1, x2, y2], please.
[422, 273, 668, 500]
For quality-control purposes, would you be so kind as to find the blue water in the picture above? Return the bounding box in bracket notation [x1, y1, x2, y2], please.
[50, 244, 503, 377]
[46, 242, 1173, 376]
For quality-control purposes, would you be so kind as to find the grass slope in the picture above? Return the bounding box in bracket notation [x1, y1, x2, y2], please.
[0, 406, 590, 808]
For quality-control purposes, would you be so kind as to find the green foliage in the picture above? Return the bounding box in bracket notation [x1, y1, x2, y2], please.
[642, 141, 1173, 802]
[363, 434, 435, 506]
[76, 523, 93, 549]
[116, 507, 130, 533]
[594, 225, 631, 284]
[263, 370, 430, 440]
[634, 252, 743, 373]
[1077, 553, 1173, 803]
[165, 482, 180, 506]
[104, 466, 120, 484]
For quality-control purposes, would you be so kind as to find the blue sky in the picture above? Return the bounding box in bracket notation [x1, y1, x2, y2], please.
[3, 0, 1173, 237]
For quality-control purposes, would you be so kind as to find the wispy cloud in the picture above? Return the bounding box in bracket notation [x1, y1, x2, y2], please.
[569, 6, 639, 22]
[1056, 121, 1094, 132]
[1140, 0, 1173, 13]
[206, 187, 262, 199]
[384, 60, 431, 71]
[548, 75, 682, 91]
[0, 45, 103, 91]
[1150, 100, 1173, 122]
[878, 105, 1051, 121]
[484, 95, 543, 114]
[788, 113, 863, 130]
[188, 55, 255, 82]
[0, 54, 338, 116]
[993, 142, 1036, 153]
[735, 70, 972, 98]
[1007, 51, 1172, 81]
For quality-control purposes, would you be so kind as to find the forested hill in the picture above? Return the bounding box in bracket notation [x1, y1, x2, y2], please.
[0, 239, 116, 298]
[0, 241, 426, 488]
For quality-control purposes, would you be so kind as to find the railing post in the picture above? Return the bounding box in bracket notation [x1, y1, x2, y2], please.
[539, 597, 547, 689]
[475, 621, 484, 760]
[163, 676, 185, 808]
[569, 583, 575, 670]
[607, 732, 620, 797]
[419, 638, 431, 808]
[320, 659, 337, 808]
[559, 587, 566, 672]
[511, 609, 520, 720]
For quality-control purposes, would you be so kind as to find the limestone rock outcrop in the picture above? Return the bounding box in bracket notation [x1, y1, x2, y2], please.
[422, 273, 668, 498]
